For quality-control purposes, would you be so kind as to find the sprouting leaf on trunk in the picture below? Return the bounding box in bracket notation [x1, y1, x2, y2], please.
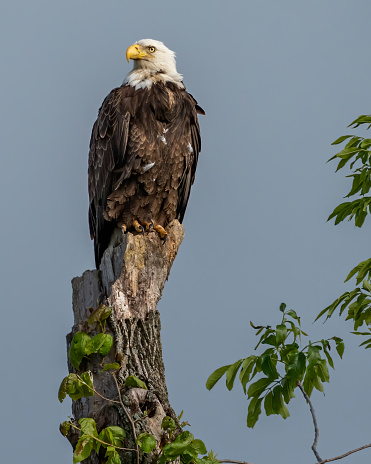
[136, 433, 157, 453]
[101, 362, 120, 372]
[125, 375, 147, 389]
[88, 304, 112, 325]
[162, 416, 176, 432]
[58, 372, 94, 402]
[69, 332, 94, 370]
[97, 426, 126, 454]
[59, 421, 71, 437]
[73, 435, 94, 463]
[90, 333, 113, 356]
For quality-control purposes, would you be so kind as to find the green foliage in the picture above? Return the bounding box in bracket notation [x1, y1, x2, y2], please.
[73, 418, 99, 463]
[136, 433, 157, 453]
[316, 115, 371, 350]
[206, 304, 343, 428]
[88, 304, 112, 325]
[125, 375, 147, 390]
[58, 371, 94, 403]
[101, 363, 120, 372]
[327, 115, 371, 227]
[69, 331, 113, 370]
[159, 431, 209, 464]
[59, 421, 71, 437]
[162, 416, 176, 432]
[97, 426, 126, 454]
[67, 417, 126, 464]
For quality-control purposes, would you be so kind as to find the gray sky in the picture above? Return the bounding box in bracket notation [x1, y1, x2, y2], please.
[1, 1, 371, 463]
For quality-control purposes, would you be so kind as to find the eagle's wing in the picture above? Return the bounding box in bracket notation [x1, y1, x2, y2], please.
[88, 87, 130, 265]
[176, 94, 204, 222]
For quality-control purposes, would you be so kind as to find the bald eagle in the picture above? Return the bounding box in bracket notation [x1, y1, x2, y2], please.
[88, 39, 204, 267]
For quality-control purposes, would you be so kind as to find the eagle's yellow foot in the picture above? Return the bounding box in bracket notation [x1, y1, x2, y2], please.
[143, 220, 154, 232]
[153, 224, 168, 241]
[133, 219, 145, 234]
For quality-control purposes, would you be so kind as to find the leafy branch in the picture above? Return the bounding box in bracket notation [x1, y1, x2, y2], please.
[206, 303, 343, 430]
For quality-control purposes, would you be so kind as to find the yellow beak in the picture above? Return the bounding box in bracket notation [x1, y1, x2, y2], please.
[126, 44, 150, 62]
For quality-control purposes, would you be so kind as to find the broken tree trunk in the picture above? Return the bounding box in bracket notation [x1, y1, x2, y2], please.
[66, 220, 184, 464]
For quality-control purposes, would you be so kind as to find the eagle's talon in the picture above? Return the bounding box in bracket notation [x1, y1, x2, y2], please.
[133, 219, 145, 234]
[144, 220, 154, 232]
[153, 224, 168, 241]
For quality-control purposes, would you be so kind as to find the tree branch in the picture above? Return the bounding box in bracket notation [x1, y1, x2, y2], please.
[316, 443, 371, 464]
[219, 460, 254, 464]
[297, 380, 322, 462]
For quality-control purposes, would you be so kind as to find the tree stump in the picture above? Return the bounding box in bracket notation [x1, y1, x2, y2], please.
[66, 220, 184, 464]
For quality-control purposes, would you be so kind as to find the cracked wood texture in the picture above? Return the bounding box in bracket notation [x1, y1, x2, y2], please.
[66, 220, 184, 464]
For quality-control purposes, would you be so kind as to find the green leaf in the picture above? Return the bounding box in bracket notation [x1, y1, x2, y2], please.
[312, 372, 324, 393]
[331, 135, 353, 145]
[101, 363, 120, 372]
[98, 426, 126, 449]
[247, 377, 272, 399]
[69, 332, 93, 370]
[225, 359, 243, 391]
[80, 371, 94, 397]
[58, 376, 69, 403]
[162, 431, 194, 459]
[59, 373, 90, 402]
[161, 416, 176, 432]
[239, 356, 257, 394]
[276, 324, 287, 346]
[261, 355, 279, 380]
[87, 304, 112, 325]
[125, 375, 147, 389]
[60, 421, 71, 437]
[90, 333, 113, 356]
[263, 391, 274, 416]
[279, 303, 287, 312]
[286, 309, 299, 320]
[272, 385, 290, 419]
[307, 345, 321, 364]
[190, 439, 207, 455]
[261, 335, 277, 346]
[79, 418, 98, 439]
[286, 352, 306, 381]
[73, 435, 94, 463]
[247, 396, 263, 428]
[335, 340, 345, 358]
[206, 365, 230, 390]
[281, 377, 295, 404]
[136, 433, 157, 453]
[316, 359, 330, 383]
[303, 366, 314, 397]
[106, 451, 121, 464]
[323, 347, 334, 369]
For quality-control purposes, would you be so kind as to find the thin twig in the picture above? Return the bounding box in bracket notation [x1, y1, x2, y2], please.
[112, 374, 140, 464]
[297, 380, 322, 462]
[76, 374, 120, 404]
[316, 443, 371, 464]
[219, 460, 254, 464]
[69, 422, 137, 452]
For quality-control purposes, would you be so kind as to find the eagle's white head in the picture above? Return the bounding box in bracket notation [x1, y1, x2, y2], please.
[124, 39, 184, 90]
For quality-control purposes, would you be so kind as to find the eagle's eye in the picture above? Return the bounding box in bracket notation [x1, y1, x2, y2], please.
[148, 46, 156, 53]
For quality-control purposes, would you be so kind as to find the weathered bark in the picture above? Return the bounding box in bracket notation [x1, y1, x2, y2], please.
[66, 220, 184, 463]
